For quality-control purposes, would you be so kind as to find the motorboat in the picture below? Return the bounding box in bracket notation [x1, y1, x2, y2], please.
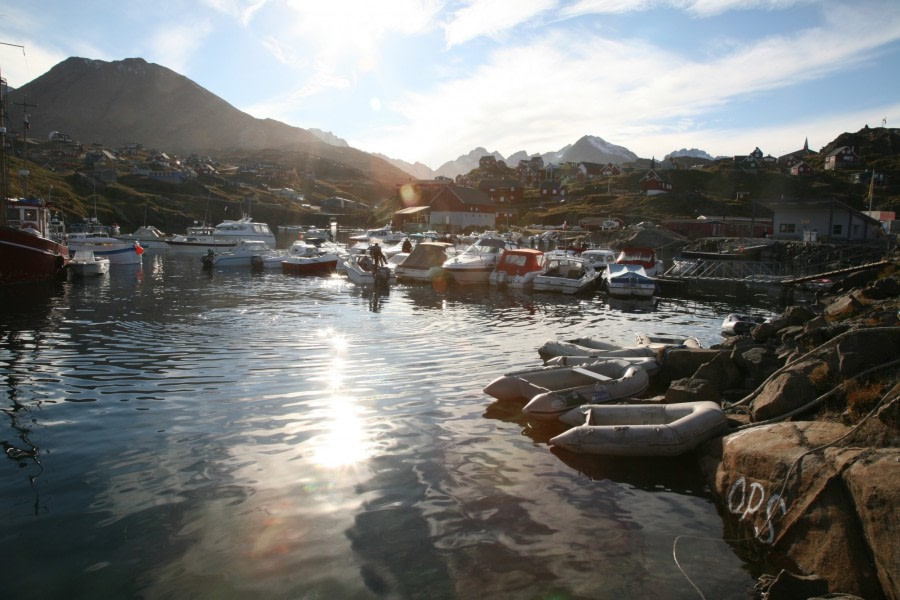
[281, 251, 340, 276]
[550, 401, 729, 456]
[602, 264, 658, 298]
[538, 333, 701, 361]
[484, 357, 655, 405]
[532, 255, 599, 294]
[116, 225, 169, 250]
[442, 236, 517, 285]
[0, 197, 70, 285]
[67, 229, 144, 265]
[394, 242, 454, 284]
[488, 248, 546, 289]
[68, 250, 110, 276]
[343, 253, 396, 287]
[201, 239, 280, 269]
[721, 313, 766, 336]
[348, 224, 406, 244]
[166, 217, 276, 254]
[580, 248, 617, 272]
[615, 246, 661, 277]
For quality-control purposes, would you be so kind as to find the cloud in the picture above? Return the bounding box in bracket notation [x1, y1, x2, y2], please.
[443, 0, 557, 47]
[148, 21, 214, 75]
[201, 0, 269, 25]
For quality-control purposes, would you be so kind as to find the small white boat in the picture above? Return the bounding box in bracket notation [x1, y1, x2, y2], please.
[395, 242, 454, 284]
[443, 236, 516, 285]
[532, 255, 599, 294]
[538, 333, 701, 361]
[281, 252, 340, 276]
[721, 313, 766, 336]
[550, 401, 729, 456]
[68, 250, 110, 276]
[488, 248, 546, 289]
[201, 239, 280, 269]
[602, 264, 657, 297]
[343, 253, 395, 286]
[67, 232, 143, 265]
[116, 225, 169, 250]
[580, 248, 617, 272]
[484, 357, 654, 419]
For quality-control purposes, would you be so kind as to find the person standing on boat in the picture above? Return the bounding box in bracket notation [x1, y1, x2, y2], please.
[369, 243, 386, 268]
[401, 238, 412, 253]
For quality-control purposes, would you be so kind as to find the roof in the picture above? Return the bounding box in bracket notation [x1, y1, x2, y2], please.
[445, 185, 493, 206]
[758, 197, 882, 225]
[394, 205, 431, 215]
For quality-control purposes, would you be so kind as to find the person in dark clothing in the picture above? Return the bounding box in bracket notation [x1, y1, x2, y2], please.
[401, 238, 412, 253]
[369, 243, 386, 268]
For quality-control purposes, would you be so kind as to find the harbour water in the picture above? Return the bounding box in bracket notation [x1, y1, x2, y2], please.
[0, 252, 779, 599]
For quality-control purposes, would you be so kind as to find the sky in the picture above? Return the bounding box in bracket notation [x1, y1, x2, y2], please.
[2, 0, 899, 170]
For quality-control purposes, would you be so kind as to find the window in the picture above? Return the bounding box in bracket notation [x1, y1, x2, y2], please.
[779, 223, 796, 233]
[832, 224, 842, 236]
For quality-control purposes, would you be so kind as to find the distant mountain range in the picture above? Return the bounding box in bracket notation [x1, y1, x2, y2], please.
[10, 56, 712, 182]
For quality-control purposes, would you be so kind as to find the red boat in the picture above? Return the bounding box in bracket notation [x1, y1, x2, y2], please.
[615, 246, 661, 277]
[1, 197, 70, 286]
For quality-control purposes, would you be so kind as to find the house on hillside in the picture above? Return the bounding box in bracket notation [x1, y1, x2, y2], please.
[479, 155, 498, 169]
[790, 162, 814, 176]
[429, 185, 496, 232]
[601, 163, 621, 177]
[824, 146, 860, 171]
[576, 162, 605, 181]
[763, 198, 882, 242]
[639, 168, 672, 195]
[539, 179, 566, 198]
[779, 138, 817, 165]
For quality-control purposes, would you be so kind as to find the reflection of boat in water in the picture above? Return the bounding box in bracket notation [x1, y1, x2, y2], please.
[68, 250, 110, 276]
[551, 401, 729, 456]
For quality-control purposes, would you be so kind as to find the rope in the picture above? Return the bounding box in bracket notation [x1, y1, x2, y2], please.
[725, 326, 900, 410]
[673, 381, 899, 599]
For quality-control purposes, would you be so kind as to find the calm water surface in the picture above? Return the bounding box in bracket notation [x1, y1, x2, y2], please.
[0, 252, 779, 599]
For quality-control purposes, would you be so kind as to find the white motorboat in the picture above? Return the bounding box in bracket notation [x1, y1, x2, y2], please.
[348, 224, 406, 244]
[166, 217, 276, 254]
[282, 251, 340, 276]
[67, 231, 143, 265]
[442, 236, 517, 285]
[615, 246, 662, 277]
[68, 250, 110, 276]
[550, 401, 729, 456]
[483, 357, 656, 404]
[116, 225, 169, 250]
[395, 242, 454, 284]
[201, 239, 280, 269]
[343, 253, 396, 286]
[488, 248, 546, 289]
[532, 255, 599, 294]
[602, 264, 658, 298]
[721, 313, 766, 336]
[580, 248, 617, 272]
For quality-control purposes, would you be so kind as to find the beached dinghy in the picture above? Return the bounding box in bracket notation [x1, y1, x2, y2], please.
[550, 401, 729, 456]
[520, 363, 650, 421]
[483, 357, 655, 403]
[538, 333, 701, 361]
[543, 354, 661, 376]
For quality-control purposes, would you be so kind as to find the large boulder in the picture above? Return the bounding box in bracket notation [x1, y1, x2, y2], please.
[714, 422, 890, 599]
[693, 351, 744, 392]
[751, 359, 829, 422]
[663, 377, 720, 403]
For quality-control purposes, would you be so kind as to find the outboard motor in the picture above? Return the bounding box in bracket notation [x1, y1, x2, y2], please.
[201, 249, 216, 269]
[251, 255, 264, 271]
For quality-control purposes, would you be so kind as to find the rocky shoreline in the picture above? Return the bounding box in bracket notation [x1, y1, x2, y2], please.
[656, 259, 899, 599]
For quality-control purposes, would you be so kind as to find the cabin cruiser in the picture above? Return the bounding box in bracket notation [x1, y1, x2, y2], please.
[201, 239, 280, 269]
[580, 248, 617, 272]
[602, 264, 658, 298]
[68, 250, 110, 276]
[116, 225, 169, 250]
[442, 236, 517, 285]
[395, 242, 454, 284]
[488, 248, 546, 289]
[167, 217, 275, 254]
[532, 256, 599, 294]
[343, 253, 395, 286]
[68, 221, 143, 265]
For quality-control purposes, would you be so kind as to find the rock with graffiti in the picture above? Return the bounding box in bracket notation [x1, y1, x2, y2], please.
[675, 261, 900, 600]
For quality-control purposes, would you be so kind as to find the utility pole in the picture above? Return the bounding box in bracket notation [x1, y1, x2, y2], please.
[13, 95, 37, 198]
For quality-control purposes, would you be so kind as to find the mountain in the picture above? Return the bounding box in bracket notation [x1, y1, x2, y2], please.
[541, 135, 638, 165]
[665, 148, 715, 160]
[308, 128, 349, 147]
[434, 147, 505, 179]
[374, 154, 435, 180]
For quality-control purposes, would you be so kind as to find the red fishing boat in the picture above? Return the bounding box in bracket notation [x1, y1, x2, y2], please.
[0, 197, 70, 286]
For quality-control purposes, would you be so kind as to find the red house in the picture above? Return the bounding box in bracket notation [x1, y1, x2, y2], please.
[639, 169, 672, 196]
[824, 146, 860, 171]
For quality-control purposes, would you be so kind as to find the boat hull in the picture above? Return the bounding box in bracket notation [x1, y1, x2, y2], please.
[0, 226, 69, 285]
[68, 240, 142, 265]
[282, 257, 339, 276]
[550, 401, 729, 456]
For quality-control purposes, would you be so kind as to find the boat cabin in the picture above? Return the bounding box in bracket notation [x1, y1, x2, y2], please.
[494, 248, 545, 276]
